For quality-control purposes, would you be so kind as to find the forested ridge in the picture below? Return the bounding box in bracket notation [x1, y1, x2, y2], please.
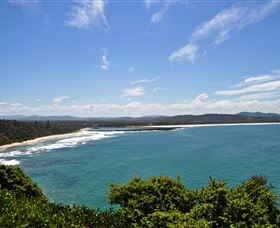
[0, 120, 86, 146]
[1, 113, 280, 146]
[0, 164, 279, 227]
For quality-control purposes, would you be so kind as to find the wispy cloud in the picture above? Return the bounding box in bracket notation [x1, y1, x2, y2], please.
[121, 86, 145, 97]
[170, 1, 280, 63]
[7, 0, 40, 11]
[152, 87, 164, 93]
[233, 91, 280, 101]
[216, 70, 280, 96]
[244, 75, 274, 84]
[65, 0, 108, 30]
[151, 3, 169, 24]
[2, 71, 280, 117]
[191, 93, 209, 105]
[233, 75, 275, 88]
[149, 0, 186, 24]
[52, 95, 71, 103]
[216, 80, 280, 96]
[130, 78, 156, 85]
[145, 0, 154, 9]
[100, 54, 110, 70]
[169, 44, 198, 63]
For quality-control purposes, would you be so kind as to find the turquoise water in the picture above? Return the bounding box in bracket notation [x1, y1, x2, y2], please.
[2, 124, 280, 209]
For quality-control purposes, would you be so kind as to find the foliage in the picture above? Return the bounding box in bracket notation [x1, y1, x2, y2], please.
[109, 176, 280, 227]
[0, 189, 125, 227]
[0, 164, 280, 227]
[0, 120, 86, 146]
[0, 164, 43, 197]
[0, 165, 125, 227]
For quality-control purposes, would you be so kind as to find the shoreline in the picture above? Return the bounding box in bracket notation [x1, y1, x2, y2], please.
[0, 128, 89, 152]
[1, 122, 280, 152]
[143, 122, 280, 128]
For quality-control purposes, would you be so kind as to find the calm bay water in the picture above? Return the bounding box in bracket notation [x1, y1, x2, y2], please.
[2, 124, 280, 209]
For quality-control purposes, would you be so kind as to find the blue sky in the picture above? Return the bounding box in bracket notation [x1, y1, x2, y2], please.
[0, 0, 280, 117]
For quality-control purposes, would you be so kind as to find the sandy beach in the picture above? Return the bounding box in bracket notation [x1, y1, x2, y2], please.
[0, 128, 89, 152]
[1, 122, 280, 152]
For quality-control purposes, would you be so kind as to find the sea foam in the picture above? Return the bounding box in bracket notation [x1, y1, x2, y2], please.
[0, 130, 125, 162]
[0, 159, 20, 166]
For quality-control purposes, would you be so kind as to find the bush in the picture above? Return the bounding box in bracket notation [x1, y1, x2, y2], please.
[109, 176, 280, 227]
[1, 164, 279, 227]
[0, 164, 43, 197]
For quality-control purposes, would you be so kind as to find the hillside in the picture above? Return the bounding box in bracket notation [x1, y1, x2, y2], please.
[0, 120, 86, 146]
[1, 113, 280, 146]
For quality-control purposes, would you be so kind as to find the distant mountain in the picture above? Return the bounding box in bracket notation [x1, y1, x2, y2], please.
[1, 112, 280, 125]
[0, 115, 27, 120]
[237, 112, 280, 117]
[0, 115, 166, 122]
[0, 115, 88, 121]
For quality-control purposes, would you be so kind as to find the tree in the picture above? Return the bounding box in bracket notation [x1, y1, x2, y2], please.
[109, 176, 280, 227]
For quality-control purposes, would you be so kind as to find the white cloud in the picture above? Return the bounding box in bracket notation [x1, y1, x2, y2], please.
[36, 98, 40, 102]
[233, 91, 280, 101]
[65, 0, 108, 30]
[2, 69, 280, 116]
[149, 0, 185, 24]
[169, 44, 198, 63]
[52, 95, 71, 103]
[216, 80, 280, 96]
[1, 96, 280, 117]
[145, 0, 154, 9]
[244, 75, 274, 84]
[170, 1, 280, 63]
[122, 86, 145, 97]
[8, 0, 40, 11]
[151, 5, 168, 24]
[232, 74, 275, 88]
[11, 103, 23, 107]
[100, 54, 110, 70]
[272, 69, 280, 74]
[192, 93, 209, 104]
[214, 69, 280, 106]
[130, 78, 156, 85]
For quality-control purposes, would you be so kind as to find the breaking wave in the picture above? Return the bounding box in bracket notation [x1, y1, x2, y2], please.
[0, 130, 125, 166]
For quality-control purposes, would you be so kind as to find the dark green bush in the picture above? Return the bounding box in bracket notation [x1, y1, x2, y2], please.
[1, 164, 279, 227]
[0, 164, 43, 197]
[109, 176, 280, 227]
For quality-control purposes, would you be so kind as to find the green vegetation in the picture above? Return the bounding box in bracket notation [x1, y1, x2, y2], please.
[0, 120, 86, 146]
[0, 164, 280, 227]
[109, 176, 280, 227]
[0, 165, 125, 227]
[2, 112, 280, 147]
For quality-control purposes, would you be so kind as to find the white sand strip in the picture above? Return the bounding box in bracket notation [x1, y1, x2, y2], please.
[0, 128, 89, 152]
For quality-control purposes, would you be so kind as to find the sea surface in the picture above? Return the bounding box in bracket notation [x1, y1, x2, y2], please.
[1, 124, 280, 209]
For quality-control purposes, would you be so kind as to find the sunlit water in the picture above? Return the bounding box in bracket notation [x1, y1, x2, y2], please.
[1, 124, 280, 209]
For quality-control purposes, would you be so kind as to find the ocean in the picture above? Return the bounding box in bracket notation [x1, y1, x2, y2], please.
[1, 124, 280, 209]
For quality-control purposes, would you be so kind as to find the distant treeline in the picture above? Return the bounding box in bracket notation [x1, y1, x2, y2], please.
[91, 114, 280, 126]
[0, 120, 87, 146]
[1, 113, 280, 146]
